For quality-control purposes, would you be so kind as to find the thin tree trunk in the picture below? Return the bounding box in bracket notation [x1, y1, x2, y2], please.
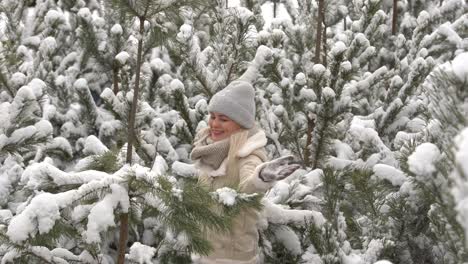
[322, 25, 327, 67]
[125, 16, 144, 170]
[314, 0, 324, 64]
[392, 0, 398, 35]
[113, 63, 119, 94]
[273, 0, 277, 18]
[226, 0, 228, 8]
[305, 0, 325, 167]
[117, 213, 129, 263]
[343, 17, 346, 31]
[117, 15, 145, 264]
[303, 117, 315, 167]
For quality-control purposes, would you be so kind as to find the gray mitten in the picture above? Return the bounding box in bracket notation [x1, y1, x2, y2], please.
[259, 155, 301, 182]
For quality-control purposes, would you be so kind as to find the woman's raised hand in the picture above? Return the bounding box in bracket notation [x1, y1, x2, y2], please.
[259, 155, 301, 182]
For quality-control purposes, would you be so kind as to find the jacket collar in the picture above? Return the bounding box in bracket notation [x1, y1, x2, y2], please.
[237, 129, 267, 158]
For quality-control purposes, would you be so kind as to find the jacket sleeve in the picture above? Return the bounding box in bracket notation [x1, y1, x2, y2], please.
[238, 155, 274, 194]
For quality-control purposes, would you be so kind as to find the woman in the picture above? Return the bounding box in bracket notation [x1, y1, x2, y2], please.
[191, 80, 299, 264]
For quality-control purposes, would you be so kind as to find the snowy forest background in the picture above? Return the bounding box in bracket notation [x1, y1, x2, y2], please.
[0, 0, 467, 263]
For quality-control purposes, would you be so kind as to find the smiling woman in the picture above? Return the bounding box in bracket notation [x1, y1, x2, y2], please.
[208, 113, 242, 141]
[190, 80, 299, 263]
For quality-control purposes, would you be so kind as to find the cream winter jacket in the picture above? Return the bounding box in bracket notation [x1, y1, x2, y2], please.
[193, 128, 274, 264]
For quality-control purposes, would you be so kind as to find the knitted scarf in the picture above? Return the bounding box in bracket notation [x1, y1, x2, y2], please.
[191, 127, 258, 171]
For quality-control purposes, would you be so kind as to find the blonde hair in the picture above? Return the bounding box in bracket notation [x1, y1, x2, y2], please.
[225, 129, 250, 187]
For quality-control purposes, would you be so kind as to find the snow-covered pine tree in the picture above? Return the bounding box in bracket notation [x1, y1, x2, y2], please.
[0, 155, 264, 263]
[0, 0, 270, 263]
[250, 0, 468, 263]
[1, 0, 467, 263]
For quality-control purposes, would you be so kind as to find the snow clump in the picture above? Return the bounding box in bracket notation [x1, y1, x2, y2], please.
[127, 242, 156, 264]
[408, 143, 441, 175]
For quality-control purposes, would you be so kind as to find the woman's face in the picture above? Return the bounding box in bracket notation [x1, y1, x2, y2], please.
[208, 112, 242, 141]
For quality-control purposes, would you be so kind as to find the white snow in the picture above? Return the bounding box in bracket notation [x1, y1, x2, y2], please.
[73, 78, 88, 90]
[321, 87, 336, 100]
[341, 61, 352, 72]
[0, 0, 465, 261]
[363, 239, 384, 263]
[177, 24, 193, 42]
[83, 135, 108, 155]
[0, 209, 13, 222]
[77, 8, 92, 22]
[50, 248, 79, 262]
[171, 161, 197, 178]
[233, 6, 254, 25]
[14, 86, 36, 102]
[263, 200, 325, 226]
[151, 155, 168, 176]
[84, 183, 129, 243]
[45, 10, 63, 25]
[312, 64, 326, 76]
[39, 36, 57, 55]
[34, 120, 53, 138]
[295, 72, 307, 86]
[300, 88, 317, 101]
[111, 24, 123, 35]
[342, 253, 364, 264]
[451, 128, 468, 246]
[373, 164, 407, 186]
[266, 180, 291, 204]
[452, 52, 468, 83]
[100, 88, 115, 102]
[408, 143, 441, 175]
[214, 187, 238, 206]
[71, 204, 93, 223]
[331, 41, 347, 55]
[150, 58, 171, 73]
[21, 162, 108, 189]
[417, 11, 431, 26]
[439, 23, 463, 47]
[9, 126, 38, 144]
[115, 51, 130, 65]
[126, 242, 156, 264]
[7, 193, 61, 242]
[454, 129, 468, 178]
[170, 79, 185, 92]
[239, 45, 273, 82]
[274, 226, 302, 256]
[261, 2, 293, 30]
[10, 72, 27, 88]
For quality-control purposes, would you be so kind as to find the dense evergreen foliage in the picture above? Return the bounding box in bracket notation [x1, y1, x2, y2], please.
[0, 0, 467, 263]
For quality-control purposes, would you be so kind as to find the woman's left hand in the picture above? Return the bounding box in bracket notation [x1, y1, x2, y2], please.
[258, 155, 301, 182]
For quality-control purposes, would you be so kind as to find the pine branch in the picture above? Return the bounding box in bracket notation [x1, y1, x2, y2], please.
[88, 151, 121, 173]
[129, 174, 262, 256]
[77, 18, 112, 71]
[0, 66, 14, 97]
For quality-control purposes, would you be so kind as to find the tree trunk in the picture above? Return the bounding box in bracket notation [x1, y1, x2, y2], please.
[303, 117, 315, 167]
[322, 25, 327, 67]
[314, 0, 324, 64]
[273, 0, 277, 18]
[117, 15, 145, 264]
[392, 0, 398, 35]
[305, 0, 325, 167]
[117, 213, 129, 264]
[113, 62, 119, 94]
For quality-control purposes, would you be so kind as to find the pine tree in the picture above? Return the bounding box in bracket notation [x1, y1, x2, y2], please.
[1, 0, 467, 263]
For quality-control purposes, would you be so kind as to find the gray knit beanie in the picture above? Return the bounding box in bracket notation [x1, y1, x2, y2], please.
[208, 80, 256, 129]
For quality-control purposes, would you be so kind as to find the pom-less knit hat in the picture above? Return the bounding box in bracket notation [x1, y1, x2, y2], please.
[208, 80, 256, 129]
